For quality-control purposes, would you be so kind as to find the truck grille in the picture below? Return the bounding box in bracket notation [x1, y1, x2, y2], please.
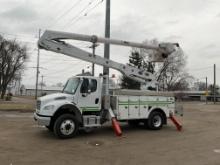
[36, 100, 41, 110]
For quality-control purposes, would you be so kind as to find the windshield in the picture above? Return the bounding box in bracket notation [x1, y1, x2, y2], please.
[62, 78, 80, 94]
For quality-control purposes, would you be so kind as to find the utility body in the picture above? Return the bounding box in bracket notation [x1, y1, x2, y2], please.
[34, 30, 182, 138]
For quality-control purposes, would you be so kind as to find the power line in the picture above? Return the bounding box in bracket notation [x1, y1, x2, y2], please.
[24, 61, 90, 84]
[27, 57, 81, 63]
[85, 0, 104, 15]
[43, 61, 85, 76]
[63, 0, 95, 29]
[49, 0, 82, 28]
[26, 45, 90, 64]
[68, 0, 94, 22]
[65, 0, 104, 29]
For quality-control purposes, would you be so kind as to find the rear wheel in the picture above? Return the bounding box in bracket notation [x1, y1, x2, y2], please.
[145, 111, 163, 130]
[53, 114, 79, 139]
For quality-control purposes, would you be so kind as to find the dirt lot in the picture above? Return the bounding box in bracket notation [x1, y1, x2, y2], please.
[0, 102, 220, 165]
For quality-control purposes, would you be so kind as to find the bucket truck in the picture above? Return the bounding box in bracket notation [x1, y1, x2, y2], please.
[34, 30, 183, 139]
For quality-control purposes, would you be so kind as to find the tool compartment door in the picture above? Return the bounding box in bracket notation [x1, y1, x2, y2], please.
[117, 96, 129, 119]
[128, 96, 140, 119]
[139, 96, 149, 118]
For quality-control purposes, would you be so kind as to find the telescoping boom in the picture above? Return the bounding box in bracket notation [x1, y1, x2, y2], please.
[38, 30, 180, 83]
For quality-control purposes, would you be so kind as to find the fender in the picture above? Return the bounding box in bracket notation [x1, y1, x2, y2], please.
[52, 103, 83, 125]
[148, 107, 167, 124]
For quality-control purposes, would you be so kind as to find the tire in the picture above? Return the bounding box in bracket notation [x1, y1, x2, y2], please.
[128, 120, 140, 127]
[145, 111, 163, 130]
[53, 114, 79, 139]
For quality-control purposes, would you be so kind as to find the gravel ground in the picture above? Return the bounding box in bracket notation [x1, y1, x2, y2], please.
[0, 102, 220, 165]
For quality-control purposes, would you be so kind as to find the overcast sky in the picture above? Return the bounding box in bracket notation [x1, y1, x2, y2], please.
[0, 0, 220, 86]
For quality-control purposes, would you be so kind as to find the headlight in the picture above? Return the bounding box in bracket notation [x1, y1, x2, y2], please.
[43, 105, 55, 111]
[36, 100, 41, 110]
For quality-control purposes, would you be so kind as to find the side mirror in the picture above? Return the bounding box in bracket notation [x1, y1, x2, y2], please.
[82, 93, 88, 97]
[82, 89, 91, 97]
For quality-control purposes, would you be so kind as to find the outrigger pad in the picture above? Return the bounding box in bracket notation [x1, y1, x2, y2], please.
[170, 115, 182, 131]
[112, 118, 122, 136]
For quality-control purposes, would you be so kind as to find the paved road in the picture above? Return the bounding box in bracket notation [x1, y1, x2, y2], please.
[0, 102, 220, 165]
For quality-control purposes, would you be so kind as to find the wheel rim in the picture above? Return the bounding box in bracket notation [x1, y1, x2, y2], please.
[60, 119, 75, 135]
[153, 115, 162, 127]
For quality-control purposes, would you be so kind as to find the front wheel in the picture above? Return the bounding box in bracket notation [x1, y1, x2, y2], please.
[145, 111, 163, 130]
[53, 114, 79, 139]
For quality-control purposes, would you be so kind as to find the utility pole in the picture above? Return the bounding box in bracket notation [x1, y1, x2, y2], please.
[35, 29, 41, 99]
[103, 0, 110, 75]
[102, 0, 110, 111]
[214, 64, 216, 104]
[90, 43, 99, 76]
[206, 77, 207, 104]
[41, 75, 44, 96]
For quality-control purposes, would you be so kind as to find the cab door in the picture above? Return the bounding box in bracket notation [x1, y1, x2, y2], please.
[77, 78, 101, 113]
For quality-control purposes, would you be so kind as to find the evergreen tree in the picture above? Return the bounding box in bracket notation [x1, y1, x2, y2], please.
[120, 50, 154, 89]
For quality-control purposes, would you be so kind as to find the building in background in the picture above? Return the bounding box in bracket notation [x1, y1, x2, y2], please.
[7, 78, 21, 95]
[24, 86, 62, 96]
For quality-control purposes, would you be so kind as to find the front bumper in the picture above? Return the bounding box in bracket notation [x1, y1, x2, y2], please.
[34, 112, 51, 126]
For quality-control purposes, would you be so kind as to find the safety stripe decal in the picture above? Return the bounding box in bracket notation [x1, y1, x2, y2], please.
[80, 107, 100, 111]
[118, 101, 173, 105]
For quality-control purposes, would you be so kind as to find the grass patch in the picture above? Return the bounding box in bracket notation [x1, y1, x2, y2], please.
[0, 103, 34, 112]
[14, 95, 35, 100]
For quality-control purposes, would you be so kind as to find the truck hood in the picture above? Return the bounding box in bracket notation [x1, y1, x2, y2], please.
[39, 93, 73, 102]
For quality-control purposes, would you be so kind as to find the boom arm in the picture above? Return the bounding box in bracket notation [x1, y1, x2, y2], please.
[38, 30, 179, 83]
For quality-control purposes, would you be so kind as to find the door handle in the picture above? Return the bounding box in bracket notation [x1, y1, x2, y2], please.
[95, 98, 99, 104]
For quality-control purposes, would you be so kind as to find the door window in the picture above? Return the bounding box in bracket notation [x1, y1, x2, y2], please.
[80, 78, 97, 93]
[80, 78, 89, 93]
[90, 79, 97, 92]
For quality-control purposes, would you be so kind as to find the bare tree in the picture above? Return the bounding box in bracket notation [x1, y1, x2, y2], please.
[140, 39, 192, 91]
[156, 48, 192, 91]
[0, 36, 28, 99]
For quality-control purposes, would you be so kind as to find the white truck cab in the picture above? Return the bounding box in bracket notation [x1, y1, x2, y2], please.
[34, 76, 103, 135]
